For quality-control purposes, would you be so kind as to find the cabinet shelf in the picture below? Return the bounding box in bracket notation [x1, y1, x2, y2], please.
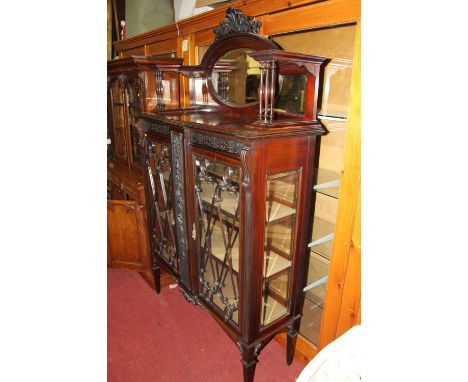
[266, 201, 296, 224]
[262, 298, 289, 325]
[267, 177, 296, 206]
[299, 298, 323, 346]
[309, 216, 335, 260]
[264, 254, 291, 279]
[314, 168, 340, 199]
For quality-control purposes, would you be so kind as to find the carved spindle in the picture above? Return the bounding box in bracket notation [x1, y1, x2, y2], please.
[264, 62, 269, 122]
[156, 70, 165, 110]
[259, 62, 265, 118]
[269, 61, 276, 121]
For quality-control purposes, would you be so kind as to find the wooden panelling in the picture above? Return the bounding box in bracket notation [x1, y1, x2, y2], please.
[193, 28, 216, 47]
[177, 34, 193, 107]
[272, 24, 356, 59]
[114, 0, 358, 56]
[318, 21, 360, 350]
[107, 200, 147, 270]
[120, 46, 146, 57]
[335, 188, 361, 336]
[115, 24, 178, 52]
[261, 0, 360, 36]
[147, 39, 178, 56]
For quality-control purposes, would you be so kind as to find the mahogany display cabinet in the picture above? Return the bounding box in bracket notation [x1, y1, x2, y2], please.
[140, 20, 328, 382]
[107, 56, 182, 289]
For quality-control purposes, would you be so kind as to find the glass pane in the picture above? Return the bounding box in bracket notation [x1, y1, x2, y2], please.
[126, 82, 143, 112]
[129, 115, 142, 166]
[261, 170, 299, 327]
[300, 297, 323, 346]
[111, 103, 127, 158]
[110, 80, 127, 159]
[194, 155, 240, 324]
[212, 48, 261, 106]
[147, 141, 178, 275]
[275, 74, 307, 114]
[191, 77, 217, 107]
[272, 24, 356, 119]
[126, 76, 144, 167]
[272, 24, 356, 346]
[196, 45, 210, 64]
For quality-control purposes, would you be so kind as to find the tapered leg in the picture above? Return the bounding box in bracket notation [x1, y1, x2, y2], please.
[287, 323, 299, 365]
[241, 347, 258, 382]
[151, 253, 161, 294]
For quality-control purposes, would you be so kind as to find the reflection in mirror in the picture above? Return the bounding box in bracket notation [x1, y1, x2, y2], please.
[192, 77, 216, 107]
[275, 74, 307, 115]
[212, 48, 261, 106]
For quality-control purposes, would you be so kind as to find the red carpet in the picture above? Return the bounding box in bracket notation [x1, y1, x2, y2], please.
[108, 268, 305, 381]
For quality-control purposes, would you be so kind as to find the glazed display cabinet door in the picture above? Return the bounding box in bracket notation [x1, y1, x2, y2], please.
[145, 132, 190, 289]
[147, 140, 178, 273]
[193, 155, 241, 325]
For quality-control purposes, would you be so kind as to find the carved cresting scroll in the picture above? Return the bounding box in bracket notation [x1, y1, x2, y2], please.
[213, 7, 262, 39]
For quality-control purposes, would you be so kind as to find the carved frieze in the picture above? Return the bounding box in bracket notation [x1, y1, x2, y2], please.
[191, 132, 243, 157]
[142, 120, 170, 136]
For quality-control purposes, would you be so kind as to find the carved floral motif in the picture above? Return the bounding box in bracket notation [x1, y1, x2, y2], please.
[191, 132, 243, 157]
[214, 7, 261, 39]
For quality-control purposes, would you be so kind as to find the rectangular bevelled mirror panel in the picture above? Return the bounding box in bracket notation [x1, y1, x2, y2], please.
[194, 155, 241, 324]
[145, 72, 180, 111]
[261, 170, 300, 327]
[275, 74, 307, 115]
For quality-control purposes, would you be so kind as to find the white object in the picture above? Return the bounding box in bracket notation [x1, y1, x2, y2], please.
[296, 325, 362, 382]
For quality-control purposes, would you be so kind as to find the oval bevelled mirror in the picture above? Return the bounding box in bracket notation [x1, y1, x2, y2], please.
[199, 33, 280, 110]
[211, 48, 261, 106]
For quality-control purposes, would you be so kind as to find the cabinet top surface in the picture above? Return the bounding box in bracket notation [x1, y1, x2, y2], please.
[107, 55, 183, 73]
[140, 110, 326, 139]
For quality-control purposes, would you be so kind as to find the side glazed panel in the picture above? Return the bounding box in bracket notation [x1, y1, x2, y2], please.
[261, 170, 300, 326]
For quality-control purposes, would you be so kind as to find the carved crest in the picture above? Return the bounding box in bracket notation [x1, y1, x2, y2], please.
[213, 7, 261, 39]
